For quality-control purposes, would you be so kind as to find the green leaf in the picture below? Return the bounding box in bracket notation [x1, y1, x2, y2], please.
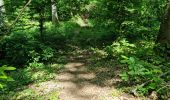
[120, 59, 128, 64]
[121, 55, 128, 59]
[3, 67, 16, 71]
[0, 84, 3, 88]
[129, 57, 135, 64]
[0, 76, 8, 79]
[148, 83, 157, 89]
[119, 72, 129, 81]
[6, 77, 15, 81]
[128, 70, 135, 75]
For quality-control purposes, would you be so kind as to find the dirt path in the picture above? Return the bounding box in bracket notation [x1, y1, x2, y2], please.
[57, 61, 114, 100]
[13, 49, 142, 100]
[55, 52, 139, 100]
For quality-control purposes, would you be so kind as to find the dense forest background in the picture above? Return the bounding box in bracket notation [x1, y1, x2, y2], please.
[0, 0, 170, 99]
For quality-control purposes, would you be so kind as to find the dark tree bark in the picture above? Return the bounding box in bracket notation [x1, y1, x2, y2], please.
[38, 7, 44, 42]
[156, 2, 170, 58]
[157, 2, 170, 44]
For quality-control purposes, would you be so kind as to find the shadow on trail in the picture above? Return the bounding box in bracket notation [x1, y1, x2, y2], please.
[56, 49, 122, 99]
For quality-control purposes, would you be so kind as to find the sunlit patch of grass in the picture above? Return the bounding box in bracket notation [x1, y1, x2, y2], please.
[38, 90, 60, 100]
[112, 89, 123, 97]
[1, 69, 61, 99]
[1, 84, 60, 100]
[1, 88, 36, 100]
[71, 15, 92, 27]
[0, 62, 64, 99]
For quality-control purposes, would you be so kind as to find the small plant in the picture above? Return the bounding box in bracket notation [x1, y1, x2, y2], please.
[105, 38, 136, 58]
[41, 47, 54, 61]
[119, 55, 168, 96]
[119, 56, 152, 82]
[0, 32, 55, 67]
[91, 47, 108, 60]
[0, 65, 16, 88]
[28, 50, 40, 63]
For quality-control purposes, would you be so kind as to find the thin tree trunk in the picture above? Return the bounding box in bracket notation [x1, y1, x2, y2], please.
[0, 0, 5, 27]
[0, 0, 5, 58]
[51, 0, 59, 25]
[39, 7, 44, 42]
[0, 0, 5, 13]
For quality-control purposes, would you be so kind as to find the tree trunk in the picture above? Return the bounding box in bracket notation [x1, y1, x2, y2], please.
[51, 0, 59, 25]
[157, 2, 170, 44]
[0, 0, 5, 12]
[39, 7, 44, 42]
[0, 0, 5, 27]
[156, 2, 170, 58]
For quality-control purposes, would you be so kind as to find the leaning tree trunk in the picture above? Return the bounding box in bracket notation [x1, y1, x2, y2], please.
[157, 2, 170, 44]
[51, 0, 59, 25]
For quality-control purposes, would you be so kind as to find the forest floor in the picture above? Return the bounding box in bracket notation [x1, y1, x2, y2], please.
[2, 46, 145, 100]
[51, 45, 145, 100]
[55, 49, 140, 100]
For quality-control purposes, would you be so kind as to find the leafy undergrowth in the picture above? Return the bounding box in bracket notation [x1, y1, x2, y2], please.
[1, 62, 64, 99]
[91, 38, 170, 99]
[2, 81, 60, 100]
[0, 21, 116, 99]
[1, 41, 169, 99]
[0, 21, 169, 99]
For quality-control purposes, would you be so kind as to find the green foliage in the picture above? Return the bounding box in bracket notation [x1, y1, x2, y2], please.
[1, 86, 60, 100]
[0, 65, 16, 88]
[119, 55, 169, 96]
[119, 56, 160, 82]
[3, 62, 64, 91]
[0, 31, 54, 66]
[102, 38, 169, 97]
[90, 47, 108, 60]
[0, 0, 170, 99]
[57, 0, 89, 20]
[105, 38, 136, 58]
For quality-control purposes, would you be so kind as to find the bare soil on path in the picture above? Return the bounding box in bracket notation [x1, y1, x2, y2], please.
[56, 51, 140, 100]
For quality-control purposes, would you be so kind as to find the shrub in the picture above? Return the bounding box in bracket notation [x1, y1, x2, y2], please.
[119, 55, 169, 97]
[103, 38, 169, 98]
[105, 38, 136, 58]
[0, 32, 54, 67]
[0, 65, 16, 88]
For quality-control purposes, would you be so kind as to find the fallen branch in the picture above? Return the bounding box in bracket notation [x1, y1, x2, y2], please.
[159, 71, 170, 78]
[2, 0, 32, 35]
[157, 84, 170, 92]
[130, 71, 170, 96]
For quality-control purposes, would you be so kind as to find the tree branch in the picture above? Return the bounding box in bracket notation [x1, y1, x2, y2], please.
[131, 71, 170, 96]
[2, 0, 32, 35]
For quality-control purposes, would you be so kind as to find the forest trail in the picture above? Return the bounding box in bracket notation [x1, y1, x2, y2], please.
[57, 61, 114, 100]
[56, 51, 138, 100]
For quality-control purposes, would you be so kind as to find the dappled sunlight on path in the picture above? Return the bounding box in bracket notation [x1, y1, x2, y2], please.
[57, 62, 115, 100]
[55, 54, 139, 100]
